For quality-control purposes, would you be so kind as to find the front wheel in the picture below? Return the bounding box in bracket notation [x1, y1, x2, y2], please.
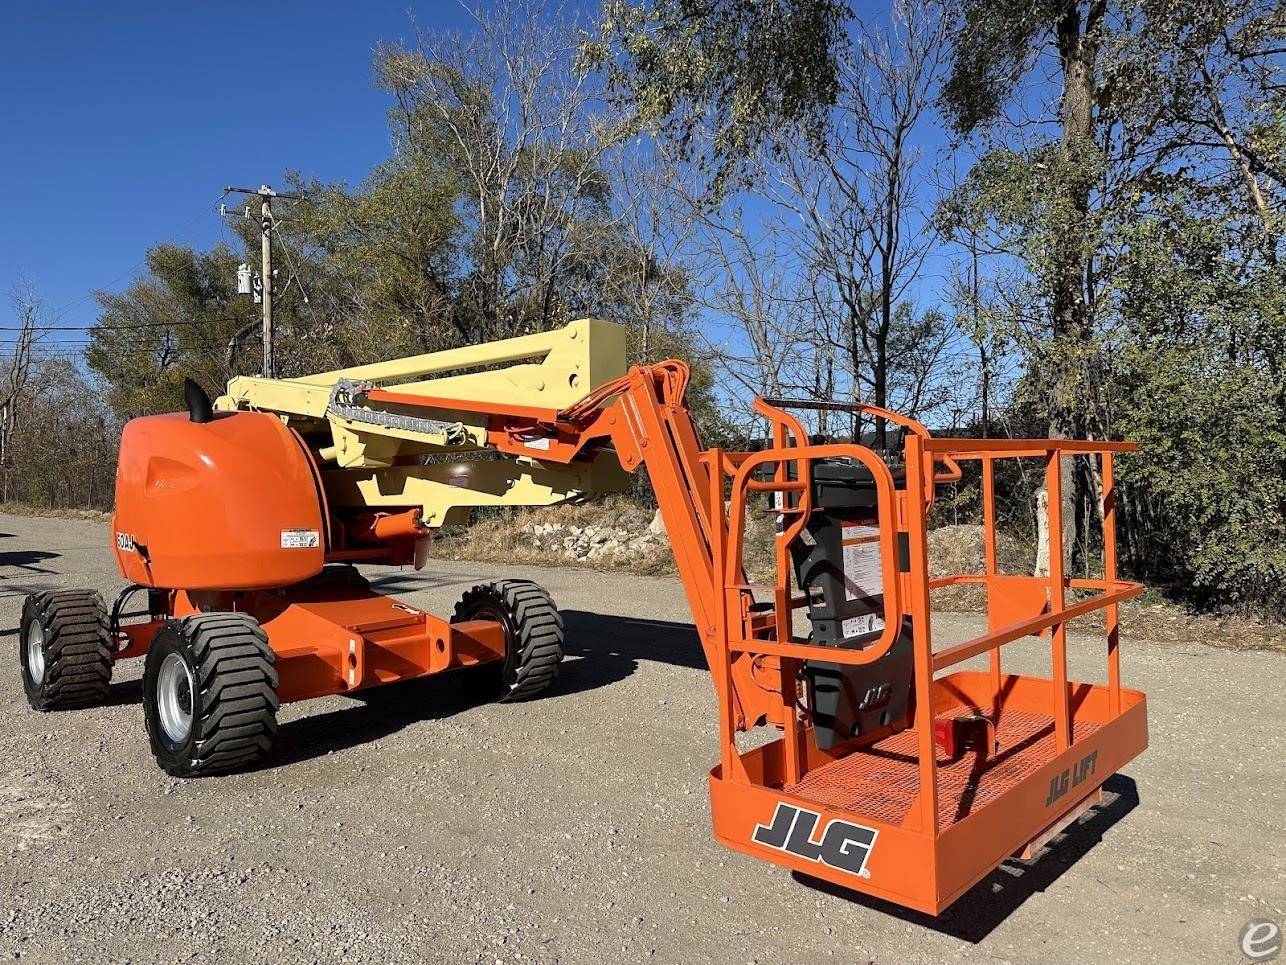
[142, 612, 279, 777]
[19, 590, 114, 711]
[451, 580, 564, 701]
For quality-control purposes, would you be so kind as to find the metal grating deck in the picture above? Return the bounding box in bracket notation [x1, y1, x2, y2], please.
[784, 710, 1103, 829]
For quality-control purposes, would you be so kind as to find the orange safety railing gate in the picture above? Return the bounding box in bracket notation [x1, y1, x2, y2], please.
[904, 434, 1142, 837]
[707, 425, 1143, 840]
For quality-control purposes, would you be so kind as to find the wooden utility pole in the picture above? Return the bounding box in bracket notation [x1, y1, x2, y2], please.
[223, 184, 304, 378]
[260, 187, 275, 378]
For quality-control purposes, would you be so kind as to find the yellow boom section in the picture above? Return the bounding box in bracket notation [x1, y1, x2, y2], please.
[215, 318, 630, 527]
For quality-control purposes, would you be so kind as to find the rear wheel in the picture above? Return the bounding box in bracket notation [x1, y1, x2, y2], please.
[451, 580, 564, 701]
[19, 590, 114, 711]
[142, 612, 278, 777]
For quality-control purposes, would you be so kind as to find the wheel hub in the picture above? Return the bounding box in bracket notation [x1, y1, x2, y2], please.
[156, 651, 195, 745]
[25, 621, 45, 681]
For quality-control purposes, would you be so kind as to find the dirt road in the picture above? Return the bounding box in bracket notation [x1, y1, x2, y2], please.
[0, 513, 1280, 964]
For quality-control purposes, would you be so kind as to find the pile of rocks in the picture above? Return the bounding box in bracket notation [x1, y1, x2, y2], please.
[520, 508, 668, 562]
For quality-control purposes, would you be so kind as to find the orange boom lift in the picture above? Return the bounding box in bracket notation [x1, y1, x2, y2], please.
[19, 319, 1146, 915]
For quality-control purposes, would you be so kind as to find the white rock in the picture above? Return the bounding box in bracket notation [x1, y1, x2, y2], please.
[648, 508, 666, 536]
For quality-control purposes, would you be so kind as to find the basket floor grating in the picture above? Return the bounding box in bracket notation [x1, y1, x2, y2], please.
[784, 710, 1102, 829]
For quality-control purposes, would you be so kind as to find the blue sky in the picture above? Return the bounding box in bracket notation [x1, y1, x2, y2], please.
[0, 1, 477, 346]
[0, 0, 984, 416]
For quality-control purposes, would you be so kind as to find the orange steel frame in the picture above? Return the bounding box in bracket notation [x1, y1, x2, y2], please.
[113, 581, 508, 704]
[111, 360, 1147, 914]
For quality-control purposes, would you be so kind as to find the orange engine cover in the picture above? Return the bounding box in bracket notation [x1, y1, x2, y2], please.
[112, 410, 326, 590]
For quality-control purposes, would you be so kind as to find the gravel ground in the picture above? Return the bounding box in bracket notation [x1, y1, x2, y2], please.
[0, 513, 1281, 965]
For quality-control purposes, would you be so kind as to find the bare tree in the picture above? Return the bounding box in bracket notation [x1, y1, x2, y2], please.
[1, 279, 44, 502]
[0, 279, 116, 510]
[378, 0, 614, 340]
[689, 206, 820, 420]
[940, 214, 1028, 438]
[765, 1, 949, 447]
[598, 140, 699, 361]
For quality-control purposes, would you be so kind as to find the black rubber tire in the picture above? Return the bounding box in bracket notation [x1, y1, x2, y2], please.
[19, 590, 114, 711]
[142, 612, 279, 777]
[451, 580, 564, 701]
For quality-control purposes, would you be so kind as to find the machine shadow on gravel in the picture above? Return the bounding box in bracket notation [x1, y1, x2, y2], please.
[101, 677, 144, 708]
[0, 548, 60, 572]
[364, 571, 487, 595]
[258, 609, 706, 769]
[255, 669, 498, 771]
[0, 538, 62, 615]
[556, 609, 707, 694]
[792, 773, 1140, 942]
[0, 582, 57, 614]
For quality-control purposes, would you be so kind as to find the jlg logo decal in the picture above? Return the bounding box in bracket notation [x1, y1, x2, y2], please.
[751, 803, 878, 878]
[1045, 749, 1098, 807]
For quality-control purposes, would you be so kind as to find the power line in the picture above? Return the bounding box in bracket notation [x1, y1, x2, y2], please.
[8, 189, 321, 351]
[38, 204, 217, 320]
[273, 228, 317, 323]
[0, 316, 254, 332]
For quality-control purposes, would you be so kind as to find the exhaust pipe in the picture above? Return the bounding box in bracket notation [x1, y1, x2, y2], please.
[183, 378, 214, 424]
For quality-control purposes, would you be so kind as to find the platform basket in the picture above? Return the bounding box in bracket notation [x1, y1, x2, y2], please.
[702, 429, 1146, 915]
